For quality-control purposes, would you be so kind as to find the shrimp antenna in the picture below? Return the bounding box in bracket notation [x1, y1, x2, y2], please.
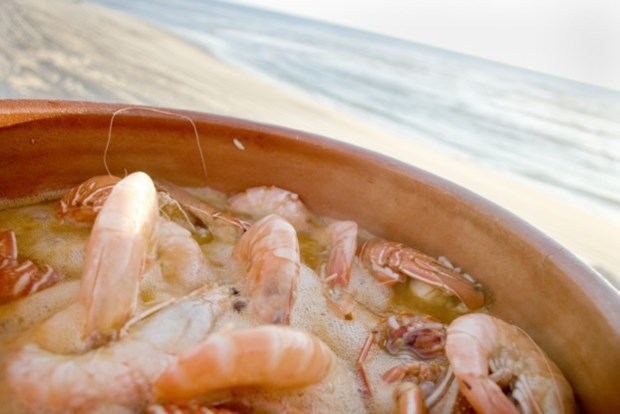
[104, 106, 208, 182]
[158, 192, 197, 233]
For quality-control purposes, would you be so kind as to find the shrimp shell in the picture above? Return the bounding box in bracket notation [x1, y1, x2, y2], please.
[227, 186, 312, 229]
[156, 180, 250, 232]
[152, 325, 335, 404]
[78, 172, 159, 343]
[321, 220, 358, 288]
[395, 382, 425, 414]
[233, 214, 300, 324]
[157, 218, 211, 290]
[7, 286, 232, 413]
[0, 230, 60, 304]
[56, 175, 121, 224]
[360, 239, 484, 310]
[446, 314, 575, 414]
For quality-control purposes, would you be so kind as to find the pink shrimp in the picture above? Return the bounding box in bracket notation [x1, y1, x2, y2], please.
[78, 171, 159, 344]
[0, 230, 61, 304]
[227, 185, 312, 230]
[318, 220, 358, 318]
[32, 174, 219, 354]
[233, 214, 300, 324]
[228, 186, 359, 318]
[156, 218, 211, 290]
[56, 175, 122, 224]
[152, 325, 335, 404]
[7, 286, 233, 413]
[320, 220, 358, 288]
[357, 313, 452, 413]
[445, 313, 576, 414]
[157, 180, 251, 232]
[360, 239, 484, 311]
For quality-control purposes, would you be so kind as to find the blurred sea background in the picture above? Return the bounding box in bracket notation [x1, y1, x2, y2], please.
[92, 0, 620, 222]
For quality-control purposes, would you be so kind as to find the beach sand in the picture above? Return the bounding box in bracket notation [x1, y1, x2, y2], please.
[2, 0, 619, 286]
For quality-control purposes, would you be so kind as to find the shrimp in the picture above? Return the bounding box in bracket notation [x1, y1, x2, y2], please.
[56, 175, 121, 224]
[156, 218, 212, 291]
[360, 239, 484, 311]
[445, 313, 576, 414]
[152, 325, 335, 404]
[227, 186, 312, 230]
[320, 220, 358, 288]
[233, 214, 300, 324]
[59, 176, 249, 236]
[54, 175, 216, 298]
[0, 230, 60, 304]
[357, 313, 452, 413]
[228, 186, 361, 319]
[29, 172, 158, 354]
[157, 180, 250, 233]
[78, 171, 159, 344]
[228, 186, 364, 319]
[6, 286, 233, 414]
[318, 220, 358, 318]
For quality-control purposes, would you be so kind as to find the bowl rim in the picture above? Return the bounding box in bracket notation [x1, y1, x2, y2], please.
[2, 99, 620, 411]
[1, 98, 618, 317]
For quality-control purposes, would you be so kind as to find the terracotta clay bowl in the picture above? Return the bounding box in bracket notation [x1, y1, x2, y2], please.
[0, 100, 618, 412]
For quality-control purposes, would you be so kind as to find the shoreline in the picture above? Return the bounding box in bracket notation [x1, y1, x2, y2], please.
[3, 0, 618, 285]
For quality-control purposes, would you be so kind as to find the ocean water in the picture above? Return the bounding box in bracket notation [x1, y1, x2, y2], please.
[92, 0, 620, 222]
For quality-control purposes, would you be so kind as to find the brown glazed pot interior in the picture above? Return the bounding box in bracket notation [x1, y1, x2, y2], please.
[1, 100, 618, 412]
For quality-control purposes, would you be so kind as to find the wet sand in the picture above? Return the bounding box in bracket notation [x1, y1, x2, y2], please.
[2, 0, 619, 286]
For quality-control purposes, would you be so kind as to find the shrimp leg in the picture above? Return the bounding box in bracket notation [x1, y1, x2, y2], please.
[157, 180, 250, 232]
[360, 239, 484, 310]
